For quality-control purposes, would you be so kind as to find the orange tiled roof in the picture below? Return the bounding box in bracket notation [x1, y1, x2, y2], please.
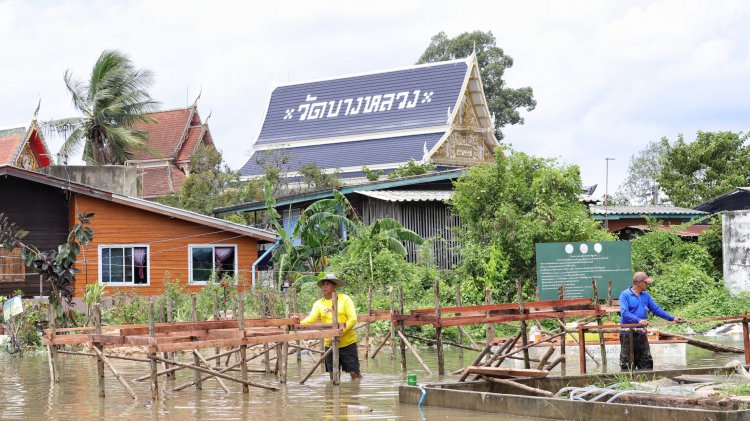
[131, 108, 194, 161]
[139, 164, 188, 199]
[0, 128, 25, 164]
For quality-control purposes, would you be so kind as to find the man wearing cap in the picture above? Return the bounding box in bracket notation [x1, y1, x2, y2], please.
[300, 273, 362, 380]
[619, 271, 683, 371]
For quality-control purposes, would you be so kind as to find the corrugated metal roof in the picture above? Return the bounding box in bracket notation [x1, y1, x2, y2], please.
[589, 205, 706, 216]
[354, 189, 453, 202]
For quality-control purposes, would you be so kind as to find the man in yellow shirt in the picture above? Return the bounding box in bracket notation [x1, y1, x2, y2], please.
[300, 273, 361, 380]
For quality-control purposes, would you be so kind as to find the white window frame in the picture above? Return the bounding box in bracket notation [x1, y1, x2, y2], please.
[98, 244, 150, 286]
[188, 244, 238, 285]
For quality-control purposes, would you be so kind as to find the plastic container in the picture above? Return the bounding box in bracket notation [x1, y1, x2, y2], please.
[407, 374, 417, 386]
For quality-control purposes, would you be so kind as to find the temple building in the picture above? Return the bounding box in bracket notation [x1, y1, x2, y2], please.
[126, 102, 215, 199]
[239, 53, 498, 184]
[0, 115, 52, 171]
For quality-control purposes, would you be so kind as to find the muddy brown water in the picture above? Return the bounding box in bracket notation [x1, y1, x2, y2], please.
[0, 336, 744, 420]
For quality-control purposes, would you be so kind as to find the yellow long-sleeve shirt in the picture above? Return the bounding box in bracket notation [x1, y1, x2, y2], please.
[301, 293, 357, 348]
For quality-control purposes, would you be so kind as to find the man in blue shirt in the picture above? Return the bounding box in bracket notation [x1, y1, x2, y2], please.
[619, 272, 682, 371]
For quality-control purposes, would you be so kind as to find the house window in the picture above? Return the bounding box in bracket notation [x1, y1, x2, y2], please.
[189, 245, 237, 284]
[99, 245, 149, 285]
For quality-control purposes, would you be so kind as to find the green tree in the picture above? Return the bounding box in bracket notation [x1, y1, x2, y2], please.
[159, 145, 261, 216]
[658, 131, 750, 207]
[451, 147, 612, 302]
[417, 30, 536, 140]
[616, 140, 668, 205]
[361, 166, 383, 182]
[387, 159, 436, 179]
[298, 163, 342, 190]
[56, 50, 159, 164]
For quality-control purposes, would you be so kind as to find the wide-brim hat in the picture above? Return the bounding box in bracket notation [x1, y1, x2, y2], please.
[317, 272, 345, 287]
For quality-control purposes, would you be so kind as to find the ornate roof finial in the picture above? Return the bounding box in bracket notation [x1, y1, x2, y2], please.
[473, 41, 477, 55]
[192, 87, 202, 107]
[32, 98, 41, 125]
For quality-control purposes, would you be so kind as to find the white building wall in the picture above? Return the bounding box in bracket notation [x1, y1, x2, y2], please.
[722, 210, 750, 294]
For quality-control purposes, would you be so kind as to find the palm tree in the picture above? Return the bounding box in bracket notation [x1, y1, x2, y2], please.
[56, 50, 159, 164]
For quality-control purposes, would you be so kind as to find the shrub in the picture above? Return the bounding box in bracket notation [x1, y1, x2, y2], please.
[649, 262, 717, 310]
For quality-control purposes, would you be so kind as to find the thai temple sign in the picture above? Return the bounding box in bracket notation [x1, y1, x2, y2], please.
[283, 90, 435, 121]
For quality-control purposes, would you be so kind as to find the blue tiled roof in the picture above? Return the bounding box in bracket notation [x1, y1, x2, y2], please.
[240, 132, 444, 177]
[255, 60, 468, 145]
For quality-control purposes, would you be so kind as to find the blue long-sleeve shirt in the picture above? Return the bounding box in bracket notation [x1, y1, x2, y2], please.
[619, 288, 674, 325]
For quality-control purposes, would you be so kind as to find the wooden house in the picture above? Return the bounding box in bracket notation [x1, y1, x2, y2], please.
[125, 103, 215, 199]
[239, 53, 497, 184]
[0, 165, 276, 297]
[589, 205, 708, 234]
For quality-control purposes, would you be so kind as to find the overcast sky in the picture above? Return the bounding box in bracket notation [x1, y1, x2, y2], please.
[2, 0, 749, 196]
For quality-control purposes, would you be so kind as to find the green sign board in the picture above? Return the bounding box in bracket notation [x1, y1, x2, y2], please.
[535, 241, 632, 300]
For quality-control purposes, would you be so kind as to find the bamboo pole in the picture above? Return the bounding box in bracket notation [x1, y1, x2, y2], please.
[397, 330, 432, 375]
[365, 284, 372, 358]
[389, 286, 396, 360]
[331, 291, 340, 385]
[279, 291, 290, 384]
[174, 359, 242, 392]
[165, 296, 175, 378]
[90, 346, 137, 399]
[482, 376, 554, 397]
[191, 294, 202, 391]
[456, 283, 464, 364]
[558, 284, 567, 375]
[398, 284, 407, 374]
[193, 350, 229, 393]
[148, 298, 159, 401]
[238, 289, 249, 393]
[593, 278, 607, 371]
[405, 334, 480, 352]
[743, 312, 750, 365]
[213, 291, 221, 368]
[535, 346, 556, 371]
[516, 279, 530, 369]
[485, 285, 494, 343]
[152, 355, 279, 391]
[370, 335, 389, 359]
[300, 346, 334, 384]
[556, 319, 601, 368]
[135, 347, 240, 382]
[459, 326, 480, 350]
[94, 304, 105, 397]
[293, 287, 302, 364]
[57, 350, 151, 363]
[579, 324, 587, 374]
[263, 292, 272, 374]
[46, 299, 59, 383]
[435, 279, 445, 376]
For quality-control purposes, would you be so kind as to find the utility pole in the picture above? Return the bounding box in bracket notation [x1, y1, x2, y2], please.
[604, 158, 615, 230]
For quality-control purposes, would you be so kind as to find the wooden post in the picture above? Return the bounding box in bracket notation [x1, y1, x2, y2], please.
[398, 284, 407, 374]
[593, 278, 607, 371]
[262, 292, 272, 374]
[331, 291, 340, 385]
[389, 287, 396, 360]
[435, 279, 445, 376]
[607, 280, 613, 308]
[485, 285, 494, 343]
[94, 303, 105, 397]
[366, 284, 373, 358]
[191, 294, 202, 390]
[456, 282, 464, 364]
[279, 291, 290, 384]
[293, 287, 302, 364]
[166, 296, 175, 379]
[238, 289, 249, 393]
[558, 284, 567, 375]
[629, 327, 635, 371]
[516, 279, 530, 369]
[578, 324, 587, 374]
[148, 298, 159, 401]
[212, 291, 221, 368]
[46, 299, 59, 383]
[743, 312, 750, 365]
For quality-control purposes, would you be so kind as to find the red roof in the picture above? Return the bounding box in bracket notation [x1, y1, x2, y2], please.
[139, 165, 187, 199]
[130, 108, 193, 160]
[619, 224, 714, 237]
[0, 130, 24, 164]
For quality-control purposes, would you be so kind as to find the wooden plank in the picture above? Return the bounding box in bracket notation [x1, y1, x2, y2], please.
[465, 366, 549, 379]
[153, 329, 343, 353]
[409, 298, 593, 315]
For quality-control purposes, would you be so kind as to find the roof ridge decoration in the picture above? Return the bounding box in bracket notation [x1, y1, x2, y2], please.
[4, 104, 52, 169]
[171, 99, 199, 159]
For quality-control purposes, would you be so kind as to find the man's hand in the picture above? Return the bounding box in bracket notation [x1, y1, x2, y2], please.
[638, 319, 649, 327]
[291, 315, 300, 324]
[673, 316, 684, 323]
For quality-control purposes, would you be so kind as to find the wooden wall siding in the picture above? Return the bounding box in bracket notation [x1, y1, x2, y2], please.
[70, 195, 259, 297]
[0, 177, 69, 296]
[360, 197, 462, 269]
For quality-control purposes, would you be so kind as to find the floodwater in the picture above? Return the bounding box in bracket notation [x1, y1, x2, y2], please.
[0, 336, 745, 420]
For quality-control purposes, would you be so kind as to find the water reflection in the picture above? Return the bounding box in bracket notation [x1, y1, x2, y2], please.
[0, 337, 745, 420]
